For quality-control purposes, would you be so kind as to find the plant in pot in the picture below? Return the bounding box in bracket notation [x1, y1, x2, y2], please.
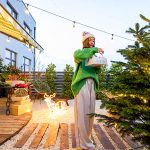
[18, 73, 29, 83]
[32, 78, 51, 100]
[0, 57, 9, 97]
[2, 65, 24, 86]
[0, 56, 7, 81]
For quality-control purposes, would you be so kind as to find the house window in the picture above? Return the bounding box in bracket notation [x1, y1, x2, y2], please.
[23, 57, 31, 72]
[24, 22, 32, 35]
[7, 1, 18, 20]
[5, 49, 16, 66]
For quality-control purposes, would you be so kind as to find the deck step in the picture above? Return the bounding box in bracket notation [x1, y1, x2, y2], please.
[0, 135, 11, 144]
[0, 113, 32, 146]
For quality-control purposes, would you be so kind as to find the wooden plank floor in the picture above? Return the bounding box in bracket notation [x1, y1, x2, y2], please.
[60, 123, 69, 150]
[0, 112, 32, 146]
[10, 123, 143, 149]
[70, 123, 76, 148]
[30, 123, 49, 148]
[103, 125, 126, 149]
[93, 124, 115, 150]
[15, 123, 38, 148]
[44, 122, 59, 148]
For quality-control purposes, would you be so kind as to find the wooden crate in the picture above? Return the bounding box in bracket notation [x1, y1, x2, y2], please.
[10, 102, 32, 116]
[11, 99, 31, 105]
[0, 97, 30, 107]
[11, 95, 29, 102]
[0, 98, 7, 106]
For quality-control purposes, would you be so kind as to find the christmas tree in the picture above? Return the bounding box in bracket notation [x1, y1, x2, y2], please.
[95, 15, 150, 147]
[96, 66, 108, 100]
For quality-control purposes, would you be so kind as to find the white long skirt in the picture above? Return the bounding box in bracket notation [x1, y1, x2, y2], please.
[74, 78, 96, 149]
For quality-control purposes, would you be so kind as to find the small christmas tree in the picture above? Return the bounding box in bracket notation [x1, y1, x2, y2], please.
[95, 15, 150, 147]
[61, 64, 74, 99]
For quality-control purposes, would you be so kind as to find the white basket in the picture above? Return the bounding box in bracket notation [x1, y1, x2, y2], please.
[86, 54, 107, 67]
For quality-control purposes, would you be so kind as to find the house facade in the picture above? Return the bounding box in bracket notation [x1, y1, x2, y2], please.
[0, 0, 40, 72]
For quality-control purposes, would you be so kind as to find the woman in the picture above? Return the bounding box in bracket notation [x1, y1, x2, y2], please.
[71, 31, 104, 150]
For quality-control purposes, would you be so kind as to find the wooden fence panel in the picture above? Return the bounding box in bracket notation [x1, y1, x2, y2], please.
[23, 71, 73, 96]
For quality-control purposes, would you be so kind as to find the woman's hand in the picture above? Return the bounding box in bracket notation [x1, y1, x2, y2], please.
[98, 48, 104, 54]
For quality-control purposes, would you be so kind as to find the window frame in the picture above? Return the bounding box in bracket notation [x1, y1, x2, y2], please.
[23, 56, 31, 72]
[5, 49, 17, 66]
[24, 21, 32, 35]
[7, 1, 18, 20]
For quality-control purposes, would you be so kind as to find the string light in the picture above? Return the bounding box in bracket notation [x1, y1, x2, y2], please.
[31, 45, 34, 50]
[111, 34, 114, 40]
[25, 4, 29, 14]
[6, 36, 10, 42]
[17, 0, 135, 42]
[73, 21, 75, 28]
[20, 36, 23, 41]
[25, 41, 30, 50]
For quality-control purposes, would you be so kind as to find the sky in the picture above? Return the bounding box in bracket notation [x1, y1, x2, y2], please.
[23, 0, 150, 71]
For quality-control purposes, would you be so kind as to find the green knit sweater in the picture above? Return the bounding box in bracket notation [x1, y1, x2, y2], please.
[71, 47, 100, 96]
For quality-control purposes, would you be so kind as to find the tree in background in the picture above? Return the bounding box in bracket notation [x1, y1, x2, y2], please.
[94, 15, 150, 147]
[0, 56, 5, 81]
[45, 63, 56, 94]
[0, 56, 3, 73]
[61, 64, 74, 99]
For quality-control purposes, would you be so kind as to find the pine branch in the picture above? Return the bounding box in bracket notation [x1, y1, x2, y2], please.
[140, 14, 150, 23]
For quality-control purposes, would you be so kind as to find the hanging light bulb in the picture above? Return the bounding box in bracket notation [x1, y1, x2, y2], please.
[73, 21, 75, 28]
[31, 45, 34, 50]
[25, 4, 29, 14]
[27, 44, 31, 51]
[111, 34, 114, 40]
[20, 36, 23, 41]
[28, 46, 31, 51]
[7, 36, 10, 42]
[25, 41, 30, 50]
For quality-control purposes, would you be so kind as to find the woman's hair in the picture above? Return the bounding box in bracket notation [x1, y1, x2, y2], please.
[82, 37, 95, 48]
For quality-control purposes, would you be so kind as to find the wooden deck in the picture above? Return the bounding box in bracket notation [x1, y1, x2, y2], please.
[0, 112, 32, 146]
[0, 105, 144, 149]
[0, 122, 144, 149]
